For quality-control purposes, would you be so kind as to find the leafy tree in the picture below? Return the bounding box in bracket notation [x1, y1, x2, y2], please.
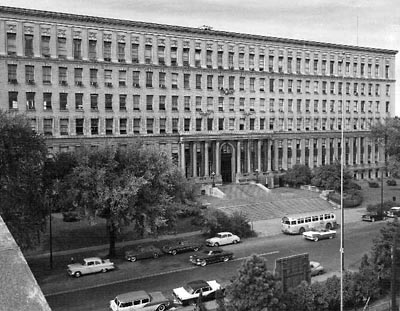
[0, 111, 48, 249]
[215, 289, 226, 311]
[311, 162, 352, 192]
[225, 254, 283, 311]
[283, 165, 312, 187]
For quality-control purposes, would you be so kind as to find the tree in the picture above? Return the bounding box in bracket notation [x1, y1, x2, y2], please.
[0, 111, 48, 249]
[283, 164, 312, 187]
[226, 255, 283, 311]
[311, 162, 352, 192]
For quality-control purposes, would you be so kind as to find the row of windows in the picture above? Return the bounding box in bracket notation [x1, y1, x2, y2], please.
[35, 115, 382, 137]
[5, 29, 392, 79]
[7, 64, 391, 97]
[8, 91, 389, 114]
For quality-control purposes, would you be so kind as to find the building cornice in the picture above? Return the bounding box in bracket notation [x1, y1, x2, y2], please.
[0, 6, 397, 56]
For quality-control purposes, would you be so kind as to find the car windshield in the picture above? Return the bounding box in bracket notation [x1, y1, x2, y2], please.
[216, 233, 223, 238]
[183, 284, 195, 294]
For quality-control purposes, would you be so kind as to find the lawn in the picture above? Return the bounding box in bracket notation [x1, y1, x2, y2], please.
[356, 177, 400, 209]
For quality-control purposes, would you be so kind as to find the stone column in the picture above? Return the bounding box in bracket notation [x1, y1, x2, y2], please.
[180, 141, 185, 172]
[274, 140, 279, 170]
[247, 140, 252, 173]
[237, 140, 241, 174]
[192, 142, 197, 177]
[349, 137, 354, 166]
[204, 141, 209, 177]
[301, 138, 306, 165]
[326, 139, 331, 165]
[309, 138, 314, 169]
[267, 140, 272, 171]
[216, 141, 220, 175]
[282, 139, 288, 170]
[356, 137, 361, 165]
[317, 138, 323, 166]
[257, 140, 262, 171]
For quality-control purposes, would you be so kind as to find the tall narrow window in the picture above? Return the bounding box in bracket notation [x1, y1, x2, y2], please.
[60, 119, 69, 136]
[7, 33, 17, 55]
[133, 95, 140, 111]
[90, 69, 98, 86]
[119, 70, 126, 87]
[104, 70, 112, 87]
[217, 51, 223, 68]
[105, 119, 113, 135]
[146, 72, 153, 87]
[158, 46, 165, 64]
[133, 71, 140, 87]
[25, 65, 35, 84]
[195, 48, 201, 67]
[41, 36, 50, 57]
[43, 92, 52, 110]
[57, 37, 67, 59]
[8, 64, 17, 83]
[183, 48, 190, 66]
[90, 94, 98, 110]
[105, 94, 113, 111]
[59, 93, 68, 110]
[159, 72, 166, 88]
[91, 119, 99, 135]
[119, 95, 127, 111]
[73, 39, 82, 59]
[42, 66, 51, 84]
[24, 34, 34, 57]
[259, 54, 265, 71]
[74, 68, 83, 86]
[9, 91, 18, 109]
[117, 42, 125, 62]
[120, 118, 127, 134]
[43, 118, 53, 136]
[103, 40, 112, 61]
[75, 93, 83, 110]
[131, 43, 139, 63]
[171, 73, 178, 89]
[146, 95, 153, 111]
[145, 45, 152, 64]
[206, 50, 212, 68]
[89, 40, 97, 60]
[171, 47, 177, 65]
[228, 52, 234, 69]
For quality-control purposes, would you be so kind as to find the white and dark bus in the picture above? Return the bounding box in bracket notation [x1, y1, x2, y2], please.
[281, 210, 337, 234]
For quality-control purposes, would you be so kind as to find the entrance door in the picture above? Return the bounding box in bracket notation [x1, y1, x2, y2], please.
[220, 144, 232, 183]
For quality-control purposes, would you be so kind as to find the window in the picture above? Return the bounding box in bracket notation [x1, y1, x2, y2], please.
[90, 69, 98, 86]
[217, 51, 223, 68]
[259, 54, 265, 71]
[206, 50, 213, 68]
[145, 45, 152, 64]
[43, 92, 51, 110]
[119, 118, 127, 134]
[24, 34, 34, 57]
[43, 118, 53, 136]
[184, 118, 191, 131]
[75, 93, 83, 110]
[159, 95, 166, 111]
[132, 71, 140, 87]
[25, 65, 35, 84]
[105, 118, 113, 135]
[250, 78, 255, 92]
[105, 94, 113, 111]
[278, 56, 283, 73]
[146, 95, 153, 111]
[278, 79, 284, 93]
[59, 93, 68, 110]
[207, 75, 213, 90]
[172, 118, 179, 133]
[43, 66, 51, 84]
[119, 70, 127, 87]
[207, 118, 213, 131]
[118, 42, 125, 62]
[196, 74, 202, 89]
[296, 57, 301, 73]
[183, 48, 190, 66]
[260, 98, 265, 112]
[313, 81, 319, 94]
[269, 79, 275, 92]
[91, 118, 99, 135]
[269, 55, 274, 72]
[184, 96, 191, 111]
[218, 76, 224, 89]
[74, 68, 83, 86]
[133, 118, 141, 134]
[195, 48, 202, 67]
[73, 39, 82, 59]
[240, 98, 245, 111]
[90, 94, 98, 110]
[133, 95, 140, 111]
[207, 97, 214, 111]
[8, 64, 17, 83]
[196, 118, 202, 131]
[171, 73, 178, 89]
[159, 118, 166, 134]
[218, 97, 224, 112]
[170, 46, 177, 65]
[41, 36, 50, 57]
[59, 67, 68, 85]
[60, 119, 69, 135]
[57, 37, 67, 59]
[172, 96, 179, 111]
[218, 118, 224, 131]
[158, 45, 165, 64]
[9, 92, 18, 109]
[131, 43, 139, 63]
[250, 98, 255, 112]
[7, 33, 17, 55]
[119, 95, 126, 111]
[104, 69, 112, 86]
[296, 80, 302, 93]
[184, 74, 190, 89]
[103, 40, 112, 61]
[157, 72, 166, 88]
[89, 40, 97, 60]
[240, 77, 245, 91]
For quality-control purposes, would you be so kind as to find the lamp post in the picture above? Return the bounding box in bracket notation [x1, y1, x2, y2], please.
[48, 191, 53, 270]
[211, 171, 216, 187]
[255, 169, 259, 183]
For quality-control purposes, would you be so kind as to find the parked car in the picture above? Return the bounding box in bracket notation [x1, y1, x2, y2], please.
[205, 232, 240, 247]
[361, 212, 386, 222]
[302, 229, 336, 242]
[125, 245, 163, 262]
[110, 290, 171, 311]
[67, 257, 115, 278]
[190, 248, 234, 266]
[62, 211, 80, 222]
[173, 279, 223, 306]
[310, 261, 325, 276]
[386, 207, 400, 218]
[162, 240, 203, 255]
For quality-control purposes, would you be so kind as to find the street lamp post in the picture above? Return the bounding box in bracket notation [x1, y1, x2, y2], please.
[48, 193, 53, 270]
[255, 169, 259, 183]
[211, 171, 216, 187]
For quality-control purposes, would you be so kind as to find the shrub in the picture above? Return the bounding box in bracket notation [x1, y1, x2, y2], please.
[366, 200, 398, 214]
[368, 181, 379, 188]
[201, 209, 256, 238]
[347, 181, 362, 190]
[387, 179, 397, 186]
[328, 191, 363, 208]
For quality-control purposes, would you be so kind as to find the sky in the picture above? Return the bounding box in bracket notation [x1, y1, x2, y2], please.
[2, 0, 400, 114]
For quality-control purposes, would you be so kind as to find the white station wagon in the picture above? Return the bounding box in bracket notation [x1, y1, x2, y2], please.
[206, 232, 240, 247]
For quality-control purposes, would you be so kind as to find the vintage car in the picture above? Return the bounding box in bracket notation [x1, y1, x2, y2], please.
[67, 257, 115, 278]
[173, 279, 223, 306]
[110, 290, 171, 311]
[125, 245, 163, 262]
[310, 261, 325, 276]
[386, 207, 400, 218]
[162, 240, 203, 255]
[361, 212, 386, 222]
[302, 229, 336, 242]
[205, 232, 240, 247]
[190, 248, 234, 266]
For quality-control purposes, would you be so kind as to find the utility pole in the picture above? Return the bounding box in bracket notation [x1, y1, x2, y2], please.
[392, 223, 399, 311]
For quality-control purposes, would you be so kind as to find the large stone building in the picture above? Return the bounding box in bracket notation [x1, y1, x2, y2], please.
[0, 6, 397, 185]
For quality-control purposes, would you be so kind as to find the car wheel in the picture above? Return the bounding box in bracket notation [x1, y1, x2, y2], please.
[153, 253, 159, 259]
[129, 256, 137, 262]
[201, 261, 207, 267]
[193, 247, 199, 252]
[101, 268, 107, 273]
[314, 237, 319, 242]
[233, 240, 238, 244]
[329, 235, 333, 239]
[214, 242, 220, 247]
[156, 304, 166, 311]
[371, 217, 376, 222]
[223, 257, 229, 262]
[299, 227, 305, 234]
[74, 271, 81, 278]
[171, 250, 177, 256]
[326, 223, 332, 230]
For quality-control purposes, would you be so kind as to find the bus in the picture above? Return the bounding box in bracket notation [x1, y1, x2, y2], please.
[281, 210, 337, 235]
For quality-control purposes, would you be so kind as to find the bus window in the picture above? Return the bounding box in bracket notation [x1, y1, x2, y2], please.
[291, 220, 297, 225]
[324, 214, 331, 219]
[282, 217, 290, 225]
[305, 217, 311, 223]
[320, 215, 324, 220]
[298, 218, 304, 224]
[312, 216, 319, 222]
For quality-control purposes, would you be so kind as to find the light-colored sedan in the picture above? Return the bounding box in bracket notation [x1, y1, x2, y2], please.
[206, 232, 240, 247]
[302, 229, 336, 242]
[310, 261, 325, 276]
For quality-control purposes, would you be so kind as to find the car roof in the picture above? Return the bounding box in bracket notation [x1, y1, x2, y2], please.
[116, 290, 149, 302]
[187, 280, 209, 289]
[84, 257, 101, 261]
[390, 207, 400, 210]
[217, 232, 232, 235]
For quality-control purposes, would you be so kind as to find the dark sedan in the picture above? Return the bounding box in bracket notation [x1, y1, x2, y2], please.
[124, 245, 163, 262]
[162, 240, 203, 255]
[361, 212, 386, 222]
[189, 248, 234, 266]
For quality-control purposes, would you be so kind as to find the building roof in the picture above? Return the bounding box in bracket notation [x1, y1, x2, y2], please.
[0, 6, 397, 55]
[0, 217, 51, 311]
